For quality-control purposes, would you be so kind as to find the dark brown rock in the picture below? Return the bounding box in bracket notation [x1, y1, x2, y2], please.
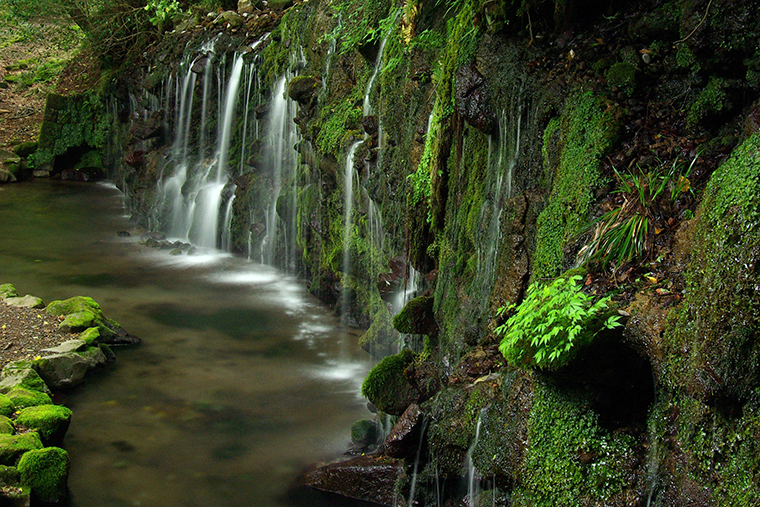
[455, 62, 497, 135]
[287, 76, 321, 105]
[305, 454, 405, 506]
[384, 403, 424, 458]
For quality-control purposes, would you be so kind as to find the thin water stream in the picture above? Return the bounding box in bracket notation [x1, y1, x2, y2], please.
[0, 180, 373, 507]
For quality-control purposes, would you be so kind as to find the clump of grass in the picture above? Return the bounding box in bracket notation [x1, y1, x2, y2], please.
[577, 155, 697, 269]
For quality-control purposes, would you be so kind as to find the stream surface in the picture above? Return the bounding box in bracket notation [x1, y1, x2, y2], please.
[0, 180, 374, 507]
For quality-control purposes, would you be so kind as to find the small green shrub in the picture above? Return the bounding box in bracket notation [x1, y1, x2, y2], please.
[496, 276, 621, 369]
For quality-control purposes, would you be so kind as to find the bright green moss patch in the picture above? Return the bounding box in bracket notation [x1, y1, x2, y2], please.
[14, 406, 73, 446]
[17, 447, 69, 503]
[662, 132, 760, 402]
[45, 296, 123, 340]
[532, 90, 620, 280]
[0, 433, 43, 465]
[0, 394, 15, 417]
[6, 388, 52, 409]
[0, 416, 13, 435]
[687, 76, 728, 129]
[513, 380, 636, 506]
[78, 326, 101, 345]
[45, 296, 100, 316]
[361, 349, 417, 415]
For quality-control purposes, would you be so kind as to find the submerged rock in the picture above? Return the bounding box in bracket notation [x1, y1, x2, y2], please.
[305, 454, 405, 506]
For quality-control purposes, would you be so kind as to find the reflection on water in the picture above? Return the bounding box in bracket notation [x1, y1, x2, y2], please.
[0, 181, 373, 507]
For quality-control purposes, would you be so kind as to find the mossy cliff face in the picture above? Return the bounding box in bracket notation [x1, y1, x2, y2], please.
[94, 0, 760, 503]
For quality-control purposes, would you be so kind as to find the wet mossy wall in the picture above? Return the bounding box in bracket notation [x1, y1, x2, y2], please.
[96, 0, 760, 503]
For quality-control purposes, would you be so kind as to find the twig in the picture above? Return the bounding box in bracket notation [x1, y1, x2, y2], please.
[674, 0, 713, 45]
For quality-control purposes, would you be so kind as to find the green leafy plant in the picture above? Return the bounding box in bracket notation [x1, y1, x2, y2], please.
[496, 275, 621, 369]
[577, 155, 696, 269]
[144, 0, 182, 28]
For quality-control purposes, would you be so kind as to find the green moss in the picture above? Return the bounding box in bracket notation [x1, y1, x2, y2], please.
[532, 90, 619, 280]
[17, 447, 69, 503]
[0, 394, 13, 418]
[5, 388, 52, 409]
[513, 380, 635, 506]
[0, 284, 18, 299]
[46, 296, 124, 341]
[14, 406, 73, 446]
[0, 361, 49, 395]
[662, 132, 760, 402]
[361, 349, 416, 414]
[605, 62, 637, 96]
[78, 326, 101, 345]
[686, 76, 728, 129]
[0, 433, 43, 465]
[0, 416, 13, 435]
[0, 464, 19, 486]
[350, 419, 378, 448]
[313, 93, 364, 156]
[392, 295, 436, 335]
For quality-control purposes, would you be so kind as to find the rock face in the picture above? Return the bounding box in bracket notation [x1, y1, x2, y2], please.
[304, 454, 405, 506]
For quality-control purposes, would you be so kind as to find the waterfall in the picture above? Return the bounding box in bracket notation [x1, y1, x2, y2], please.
[341, 141, 362, 283]
[261, 72, 301, 271]
[466, 411, 485, 507]
[150, 41, 249, 251]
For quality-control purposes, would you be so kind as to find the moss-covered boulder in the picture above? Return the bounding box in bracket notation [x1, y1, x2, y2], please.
[350, 419, 379, 450]
[392, 295, 438, 336]
[0, 361, 51, 395]
[46, 296, 135, 344]
[361, 349, 419, 416]
[0, 416, 13, 435]
[5, 388, 52, 409]
[663, 131, 760, 406]
[0, 433, 43, 465]
[17, 447, 69, 504]
[14, 406, 73, 447]
[0, 395, 13, 418]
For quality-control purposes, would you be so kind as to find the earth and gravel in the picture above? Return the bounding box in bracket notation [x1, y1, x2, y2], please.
[0, 301, 72, 366]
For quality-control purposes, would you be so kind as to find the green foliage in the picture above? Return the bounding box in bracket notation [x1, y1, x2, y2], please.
[578, 156, 695, 268]
[496, 275, 620, 369]
[144, 0, 183, 28]
[532, 90, 620, 280]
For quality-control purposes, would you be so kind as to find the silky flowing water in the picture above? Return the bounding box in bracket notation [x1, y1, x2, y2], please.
[0, 180, 374, 507]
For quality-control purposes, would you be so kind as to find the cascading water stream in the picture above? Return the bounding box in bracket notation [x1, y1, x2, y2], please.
[466, 410, 485, 507]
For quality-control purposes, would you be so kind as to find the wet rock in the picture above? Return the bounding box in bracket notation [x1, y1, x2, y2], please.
[305, 454, 405, 506]
[455, 62, 497, 135]
[125, 150, 144, 168]
[287, 76, 320, 105]
[362, 115, 378, 136]
[191, 55, 209, 74]
[35, 346, 108, 389]
[384, 403, 424, 458]
[214, 10, 245, 28]
[129, 115, 162, 140]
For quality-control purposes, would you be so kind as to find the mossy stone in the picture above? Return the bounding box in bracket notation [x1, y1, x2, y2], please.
[6, 388, 52, 409]
[0, 394, 15, 417]
[79, 326, 101, 345]
[0, 433, 43, 465]
[59, 311, 99, 333]
[0, 284, 18, 299]
[0, 361, 51, 395]
[392, 295, 437, 335]
[14, 406, 73, 446]
[351, 419, 379, 449]
[0, 464, 19, 486]
[17, 447, 69, 503]
[46, 296, 125, 342]
[0, 416, 13, 435]
[361, 349, 419, 416]
[45, 296, 101, 316]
